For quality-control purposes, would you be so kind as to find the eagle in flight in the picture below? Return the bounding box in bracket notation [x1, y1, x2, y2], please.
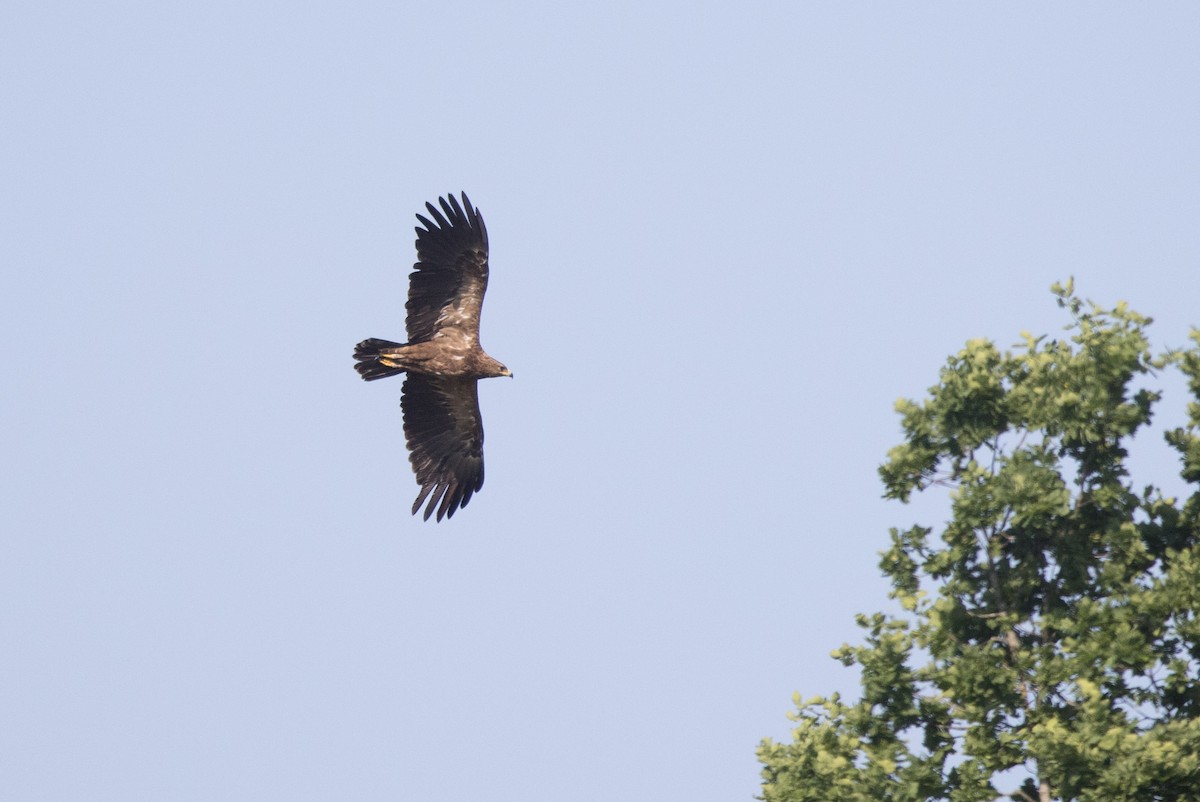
[354, 192, 511, 521]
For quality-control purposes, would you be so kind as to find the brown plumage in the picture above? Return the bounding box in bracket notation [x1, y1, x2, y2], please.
[354, 192, 511, 521]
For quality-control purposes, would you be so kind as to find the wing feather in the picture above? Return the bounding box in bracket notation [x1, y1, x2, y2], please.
[423, 201, 450, 229]
[401, 374, 485, 522]
[406, 192, 490, 344]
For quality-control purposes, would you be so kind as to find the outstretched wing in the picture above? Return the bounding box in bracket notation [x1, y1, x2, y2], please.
[407, 192, 490, 344]
[401, 374, 485, 521]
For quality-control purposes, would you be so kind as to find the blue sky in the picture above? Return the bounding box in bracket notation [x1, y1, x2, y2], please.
[3, 3, 1198, 800]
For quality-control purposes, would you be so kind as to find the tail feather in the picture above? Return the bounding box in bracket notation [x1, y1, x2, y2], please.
[354, 338, 406, 381]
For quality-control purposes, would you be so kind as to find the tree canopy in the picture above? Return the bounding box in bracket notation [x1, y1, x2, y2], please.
[758, 283, 1200, 801]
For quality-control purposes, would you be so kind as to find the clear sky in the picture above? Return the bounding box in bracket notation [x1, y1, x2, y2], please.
[3, 3, 1198, 800]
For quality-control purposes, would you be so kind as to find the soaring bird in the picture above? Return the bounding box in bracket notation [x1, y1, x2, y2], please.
[354, 192, 511, 521]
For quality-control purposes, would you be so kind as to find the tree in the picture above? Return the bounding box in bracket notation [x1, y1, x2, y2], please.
[758, 283, 1200, 801]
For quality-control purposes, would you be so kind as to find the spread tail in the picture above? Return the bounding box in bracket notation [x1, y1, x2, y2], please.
[354, 338, 407, 381]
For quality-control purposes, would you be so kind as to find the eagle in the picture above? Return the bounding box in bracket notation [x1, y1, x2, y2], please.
[354, 192, 511, 522]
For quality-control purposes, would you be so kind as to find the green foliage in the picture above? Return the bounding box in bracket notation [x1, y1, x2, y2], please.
[759, 284, 1200, 801]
